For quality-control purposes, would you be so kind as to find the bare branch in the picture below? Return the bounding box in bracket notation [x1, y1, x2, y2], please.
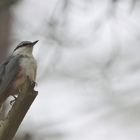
[0, 79, 38, 140]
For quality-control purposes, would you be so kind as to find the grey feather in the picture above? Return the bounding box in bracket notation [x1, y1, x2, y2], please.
[14, 41, 32, 52]
[0, 55, 22, 97]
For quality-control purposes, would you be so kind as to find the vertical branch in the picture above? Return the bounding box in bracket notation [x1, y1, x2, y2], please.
[0, 0, 18, 62]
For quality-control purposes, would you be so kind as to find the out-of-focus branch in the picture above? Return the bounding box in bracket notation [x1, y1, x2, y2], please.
[0, 0, 18, 9]
[0, 78, 38, 140]
[0, 0, 19, 63]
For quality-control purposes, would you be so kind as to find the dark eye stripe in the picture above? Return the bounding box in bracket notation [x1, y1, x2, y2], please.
[14, 41, 32, 52]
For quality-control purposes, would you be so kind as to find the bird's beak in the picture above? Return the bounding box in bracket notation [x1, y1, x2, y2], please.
[32, 40, 39, 46]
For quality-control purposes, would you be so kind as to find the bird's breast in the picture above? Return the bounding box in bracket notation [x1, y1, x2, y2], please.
[13, 56, 37, 91]
[19, 56, 37, 82]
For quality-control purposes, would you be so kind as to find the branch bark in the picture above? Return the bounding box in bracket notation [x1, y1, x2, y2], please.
[0, 79, 38, 140]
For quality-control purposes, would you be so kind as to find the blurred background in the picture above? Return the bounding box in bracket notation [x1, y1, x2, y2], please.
[0, 0, 140, 140]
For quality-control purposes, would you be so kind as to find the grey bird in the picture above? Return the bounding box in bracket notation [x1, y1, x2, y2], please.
[0, 40, 38, 106]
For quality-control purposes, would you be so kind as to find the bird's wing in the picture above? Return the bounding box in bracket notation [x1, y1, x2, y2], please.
[0, 55, 22, 97]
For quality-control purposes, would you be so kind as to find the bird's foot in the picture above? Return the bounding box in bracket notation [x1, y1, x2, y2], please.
[31, 81, 37, 87]
[10, 95, 17, 105]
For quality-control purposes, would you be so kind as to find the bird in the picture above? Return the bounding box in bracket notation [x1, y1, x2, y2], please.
[0, 40, 38, 107]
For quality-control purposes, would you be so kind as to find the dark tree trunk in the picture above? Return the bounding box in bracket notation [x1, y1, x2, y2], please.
[0, 7, 11, 62]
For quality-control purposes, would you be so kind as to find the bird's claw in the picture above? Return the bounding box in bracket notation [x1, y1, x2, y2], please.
[31, 81, 36, 87]
[10, 95, 17, 105]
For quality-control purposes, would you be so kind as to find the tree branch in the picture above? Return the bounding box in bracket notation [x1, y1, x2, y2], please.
[0, 79, 38, 140]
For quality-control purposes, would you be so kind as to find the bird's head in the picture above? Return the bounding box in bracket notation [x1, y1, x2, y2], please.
[13, 40, 39, 56]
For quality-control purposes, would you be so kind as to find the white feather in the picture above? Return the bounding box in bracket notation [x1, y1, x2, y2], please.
[13, 46, 37, 81]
